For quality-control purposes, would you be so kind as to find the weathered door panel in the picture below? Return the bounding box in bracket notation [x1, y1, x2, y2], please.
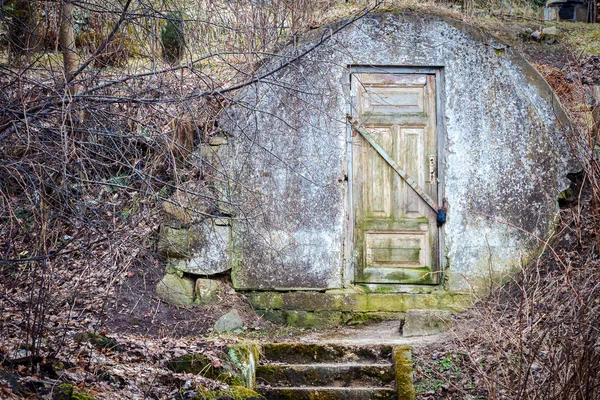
[352, 73, 439, 285]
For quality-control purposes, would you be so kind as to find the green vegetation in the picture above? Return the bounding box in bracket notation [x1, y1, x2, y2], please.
[54, 384, 96, 400]
[74, 332, 123, 352]
[193, 386, 264, 400]
[161, 11, 186, 64]
[560, 22, 600, 55]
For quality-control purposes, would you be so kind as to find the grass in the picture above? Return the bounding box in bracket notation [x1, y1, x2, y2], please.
[559, 21, 600, 56]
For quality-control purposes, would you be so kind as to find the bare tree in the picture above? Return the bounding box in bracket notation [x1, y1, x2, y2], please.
[59, 0, 77, 81]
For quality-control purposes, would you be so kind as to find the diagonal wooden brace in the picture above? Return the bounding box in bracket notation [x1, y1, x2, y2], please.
[348, 115, 440, 213]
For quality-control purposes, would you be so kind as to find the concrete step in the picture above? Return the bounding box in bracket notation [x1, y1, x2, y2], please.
[256, 362, 395, 388]
[257, 386, 397, 400]
[261, 343, 393, 364]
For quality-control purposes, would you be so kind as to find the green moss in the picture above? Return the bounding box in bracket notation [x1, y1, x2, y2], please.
[393, 346, 416, 400]
[246, 291, 473, 321]
[284, 310, 342, 329]
[157, 225, 202, 260]
[227, 343, 259, 388]
[167, 353, 248, 386]
[161, 11, 185, 64]
[193, 386, 263, 400]
[255, 364, 282, 375]
[54, 384, 96, 400]
[229, 386, 264, 399]
[74, 332, 123, 352]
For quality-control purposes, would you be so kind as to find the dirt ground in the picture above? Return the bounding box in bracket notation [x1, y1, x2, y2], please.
[2, 8, 599, 400]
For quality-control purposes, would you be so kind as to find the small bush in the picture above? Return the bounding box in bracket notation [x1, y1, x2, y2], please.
[161, 11, 185, 64]
[4, 0, 41, 61]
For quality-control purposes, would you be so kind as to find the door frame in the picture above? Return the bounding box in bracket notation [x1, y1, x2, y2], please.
[344, 65, 447, 290]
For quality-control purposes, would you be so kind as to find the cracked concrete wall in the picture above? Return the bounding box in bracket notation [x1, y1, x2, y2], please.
[220, 11, 577, 292]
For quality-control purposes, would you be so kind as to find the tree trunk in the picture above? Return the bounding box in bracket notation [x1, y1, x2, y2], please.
[59, 0, 77, 82]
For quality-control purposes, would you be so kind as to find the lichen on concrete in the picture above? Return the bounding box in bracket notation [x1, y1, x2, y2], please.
[162, 218, 231, 276]
[217, 11, 577, 295]
[227, 342, 260, 389]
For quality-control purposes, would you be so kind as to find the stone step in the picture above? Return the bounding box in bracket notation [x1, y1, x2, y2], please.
[261, 343, 393, 365]
[256, 363, 395, 388]
[257, 386, 397, 400]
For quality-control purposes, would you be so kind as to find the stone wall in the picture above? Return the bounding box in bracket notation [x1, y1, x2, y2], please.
[168, 11, 578, 294]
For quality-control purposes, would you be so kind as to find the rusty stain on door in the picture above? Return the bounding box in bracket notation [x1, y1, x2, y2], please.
[351, 72, 440, 284]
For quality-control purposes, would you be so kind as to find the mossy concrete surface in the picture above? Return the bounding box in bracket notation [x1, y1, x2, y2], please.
[246, 290, 471, 327]
[393, 346, 416, 400]
[261, 343, 393, 365]
[193, 385, 264, 400]
[256, 363, 395, 388]
[228, 342, 260, 388]
[247, 290, 471, 312]
[54, 384, 96, 400]
[256, 342, 416, 400]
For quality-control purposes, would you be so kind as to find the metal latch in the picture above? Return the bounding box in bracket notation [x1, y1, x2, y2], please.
[429, 155, 436, 184]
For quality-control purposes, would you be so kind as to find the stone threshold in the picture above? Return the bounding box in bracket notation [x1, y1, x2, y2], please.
[243, 289, 473, 328]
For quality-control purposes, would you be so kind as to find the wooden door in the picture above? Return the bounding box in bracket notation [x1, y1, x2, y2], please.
[351, 73, 440, 285]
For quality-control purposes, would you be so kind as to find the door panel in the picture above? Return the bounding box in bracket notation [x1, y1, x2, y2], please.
[352, 73, 439, 285]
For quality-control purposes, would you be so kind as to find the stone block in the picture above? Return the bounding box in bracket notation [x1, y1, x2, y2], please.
[209, 135, 228, 146]
[162, 182, 215, 226]
[156, 273, 195, 306]
[284, 310, 343, 329]
[194, 278, 224, 305]
[245, 290, 472, 314]
[214, 309, 244, 333]
[168, 219, 231, 275]
[157, 225, 202, 260]
[402, 309, 452, 337]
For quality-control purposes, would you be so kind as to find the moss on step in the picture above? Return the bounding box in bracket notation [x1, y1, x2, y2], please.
[262, 343, 345, 364]
[193, 385, 264, 399]
[342, 312, 403, 326]
[285, 310, 343, 328]
[54, 384, 96, 400]
[166, 353, 243, 385]
[247, 290, 472, 313]
[249, 290, 470, 328]
[227, 342, 260, 388]
[393, 346, 416, 400]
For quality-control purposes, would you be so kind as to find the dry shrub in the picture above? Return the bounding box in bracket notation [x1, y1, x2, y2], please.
[0, 0, 384, 370]
[454, 58, 600, 400]
[535, 64, 583, 107]
[457, 200, 600, 399]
